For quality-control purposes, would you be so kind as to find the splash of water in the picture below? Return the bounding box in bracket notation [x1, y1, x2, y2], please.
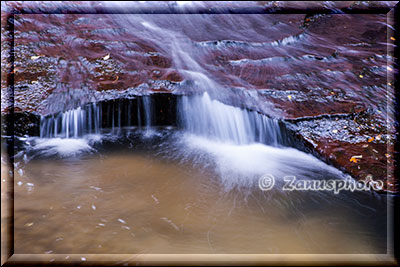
[178, 134, 347, 191]
[33, 138, 94, 157]
[40, 92, 282, 148]
[178, 92, 281, 146]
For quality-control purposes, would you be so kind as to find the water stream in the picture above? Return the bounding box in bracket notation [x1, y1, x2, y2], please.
[6, 4, 392, 257]
[14, 92, 388, 255]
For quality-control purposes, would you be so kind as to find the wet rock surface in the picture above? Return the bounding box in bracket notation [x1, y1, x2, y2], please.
[288, 114, 395, 192]
[1, 1, 398, 192]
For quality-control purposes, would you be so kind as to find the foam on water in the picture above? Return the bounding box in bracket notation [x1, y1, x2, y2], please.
[180, 134, 348, 190]
[32, 138, 93, 157]
[28, 134, 102, 157]
[36, 90, 349, 191]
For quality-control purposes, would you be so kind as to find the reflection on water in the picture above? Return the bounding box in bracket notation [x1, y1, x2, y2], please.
[13, 128, 387, 254]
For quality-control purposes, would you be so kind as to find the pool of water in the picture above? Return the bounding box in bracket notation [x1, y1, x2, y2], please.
[12, 128, 388, 254]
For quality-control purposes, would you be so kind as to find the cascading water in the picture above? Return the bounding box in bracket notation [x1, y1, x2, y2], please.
[40, 103, 101, 138]
[39, 92, 282, 148]
[38, 12, 282, 142]
[178, 92, 282, 146]
[34, 87, 349, 195]
[140, 95, 154, 128]
[39, 94, 159, 138]
[10, 4, 391, 257]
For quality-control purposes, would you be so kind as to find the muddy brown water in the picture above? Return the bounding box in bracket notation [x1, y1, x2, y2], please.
[12, 130, 388, 255]
[1, 1, 394, 259]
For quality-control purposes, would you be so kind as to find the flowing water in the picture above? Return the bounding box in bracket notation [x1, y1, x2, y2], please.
[13, 94, 388, 255]
[3, 1, 393, 258]
[13, 131, 388, 255]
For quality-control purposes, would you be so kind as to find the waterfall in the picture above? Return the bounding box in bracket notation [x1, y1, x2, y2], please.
[39, 96, 156, 138]
[40, 103, 101, 138]
[178, 92, 282, 146]
[141, 95, 154, 128]
[39, 93, 281, 147]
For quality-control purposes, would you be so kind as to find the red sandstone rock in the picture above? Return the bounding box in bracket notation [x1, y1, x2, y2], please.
[1, 1, 397, 192]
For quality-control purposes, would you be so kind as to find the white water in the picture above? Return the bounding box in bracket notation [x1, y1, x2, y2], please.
[179, 134, 347, 190]
[40, 103, 101, 138]
[38, 11, 284, 143]
[36, 88, 346, 192]
[40, 92, 282, 146]
[179, 92, 281, 145]
[140, 95, 154, 128]
[32, 137, 95, 157]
